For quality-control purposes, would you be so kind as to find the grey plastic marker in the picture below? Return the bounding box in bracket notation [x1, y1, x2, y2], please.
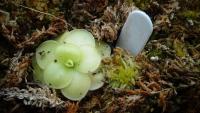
[117, 10, 153, 56]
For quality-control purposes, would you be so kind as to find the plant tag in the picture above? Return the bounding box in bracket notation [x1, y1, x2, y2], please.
[117, 10, 153, 56]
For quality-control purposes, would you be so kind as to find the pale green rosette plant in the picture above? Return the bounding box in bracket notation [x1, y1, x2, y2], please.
[32, 29, 111, 101]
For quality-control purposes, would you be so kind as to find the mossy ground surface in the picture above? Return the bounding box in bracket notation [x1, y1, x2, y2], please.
[0, 0, 200, 113]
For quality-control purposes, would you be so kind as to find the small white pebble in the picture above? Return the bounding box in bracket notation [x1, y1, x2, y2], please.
[170, 13, 175, 20]
[150, 56, 159, 61]
[187, 19, 194, 26]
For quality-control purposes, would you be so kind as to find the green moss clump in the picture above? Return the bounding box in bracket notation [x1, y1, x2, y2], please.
[133, 0, 151, 10]
[147, 49, 164, 59]
[179, 10, 200, 20]
[173, 39, 187, 57]
[103, 48, 139, 89]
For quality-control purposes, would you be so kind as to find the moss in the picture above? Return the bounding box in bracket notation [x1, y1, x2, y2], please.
[133, 0, 151, 10]
[173, 39, 187, 57]
[125, 0, 134, 6]
[104, 48, 139, 89]
[147, 49, 164, 59]
[179, 10, 200, 20]
[108, 60, 139, 89]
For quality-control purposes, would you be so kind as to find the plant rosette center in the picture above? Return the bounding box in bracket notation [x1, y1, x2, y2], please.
[32, 29, 111, 101]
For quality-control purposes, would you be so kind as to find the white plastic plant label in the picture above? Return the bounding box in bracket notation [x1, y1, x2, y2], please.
[117, 10, 153, 56]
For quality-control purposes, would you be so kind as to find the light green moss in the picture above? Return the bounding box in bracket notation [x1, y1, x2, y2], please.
[104, 48, 140, 89]
[179, 10, 200, 20]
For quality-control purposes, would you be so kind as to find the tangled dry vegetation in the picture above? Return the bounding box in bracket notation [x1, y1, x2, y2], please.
[0, 0, 199, 113]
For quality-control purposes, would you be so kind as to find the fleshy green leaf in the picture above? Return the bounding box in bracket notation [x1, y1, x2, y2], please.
[60, 29, 95, 47]
[89, 73, 104, 90]
[55, 43, 82, 67]
[56, 31, 71, 43]
[61, 72, 91, 101]
[32, 55, 44, 83]
[43, 62, 74, 89]
[76, 46, 101, 73]
[36, 40, 59, 69]
[96, 40, 111, 58]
